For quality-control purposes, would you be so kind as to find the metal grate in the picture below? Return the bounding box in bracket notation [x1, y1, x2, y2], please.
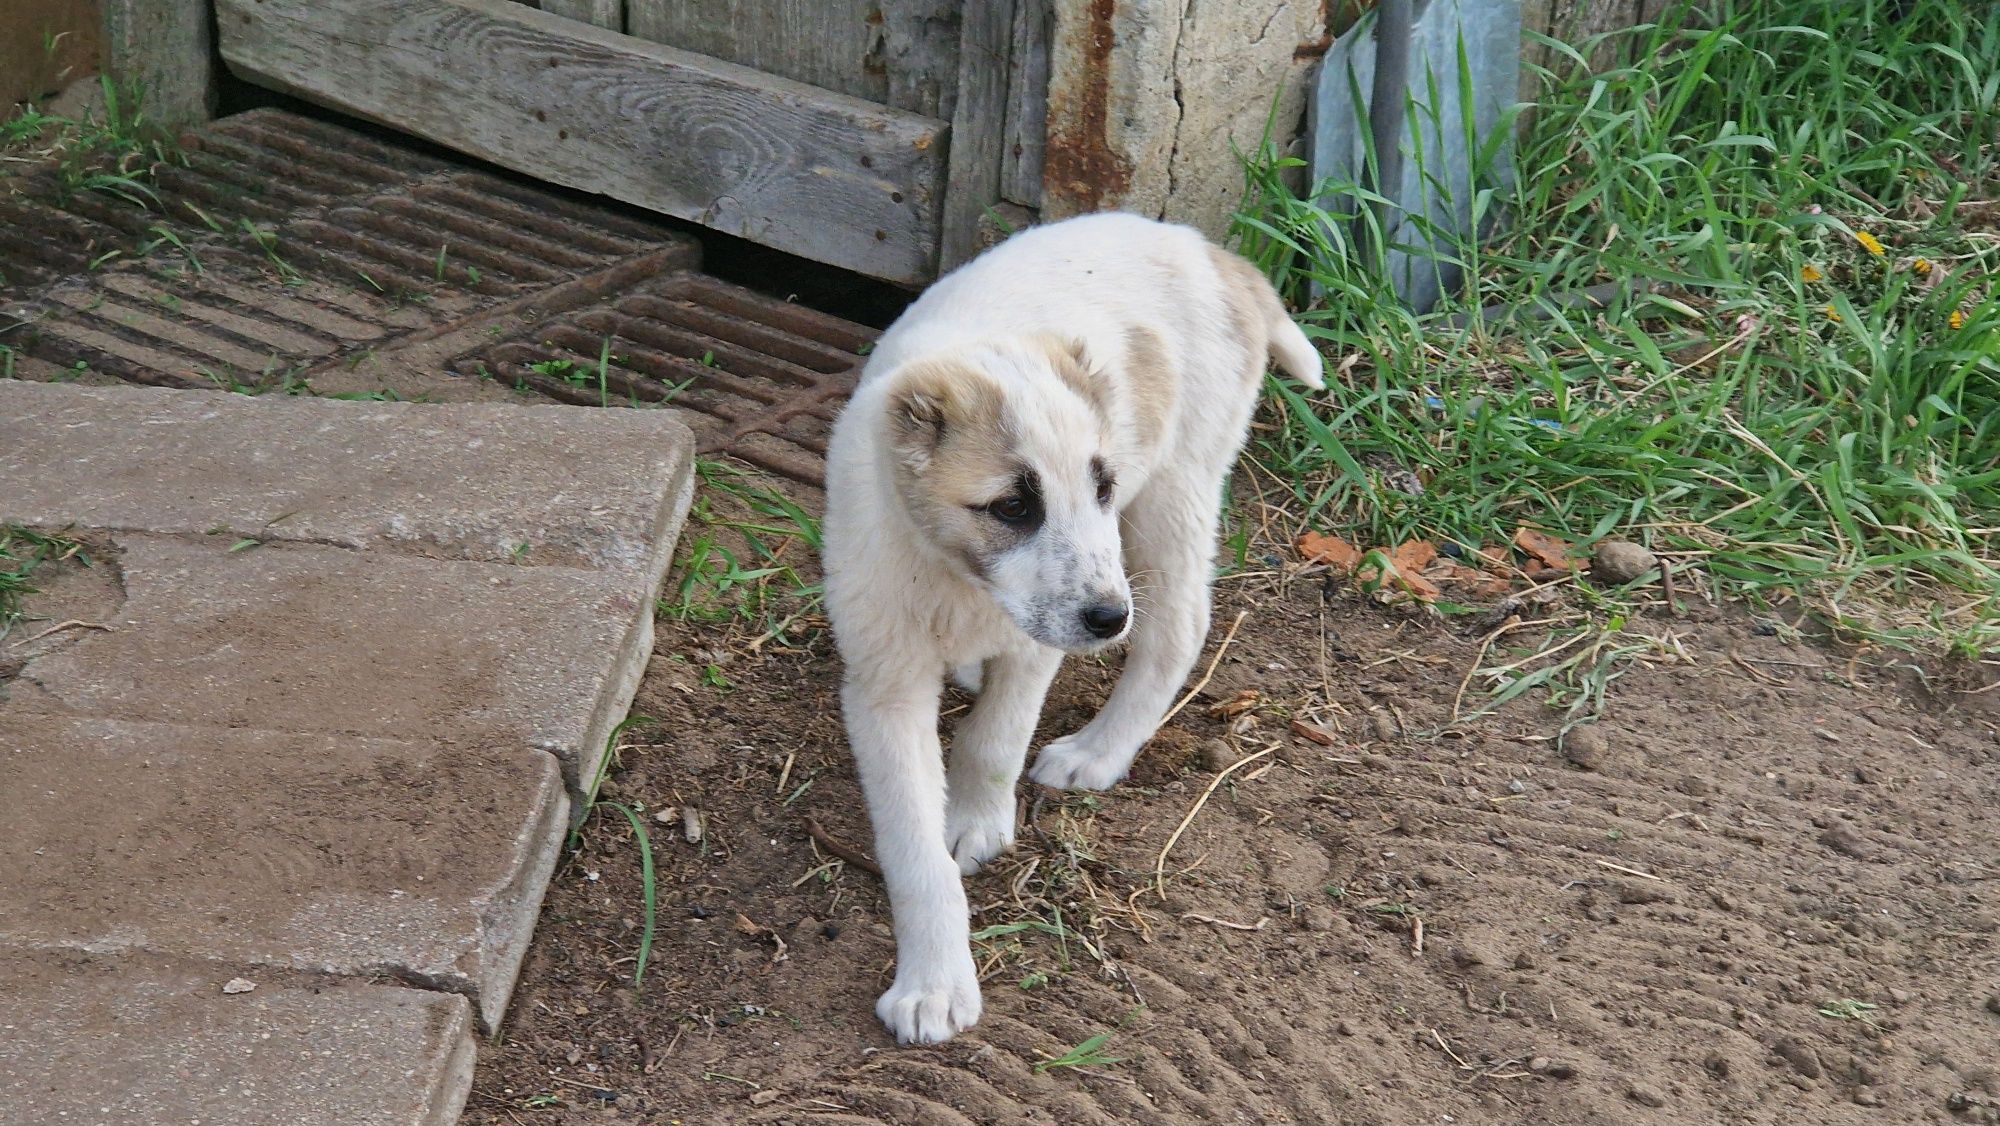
[2, 108, 876, 485]
[448, 274, 873, 486]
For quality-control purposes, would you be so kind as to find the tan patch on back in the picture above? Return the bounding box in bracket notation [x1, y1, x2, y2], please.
[1119, 325, 1177, 450]
[1208, 244, 1275, 384]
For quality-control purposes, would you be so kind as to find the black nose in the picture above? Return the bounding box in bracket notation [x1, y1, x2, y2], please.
[1080, 604, 1129, 639]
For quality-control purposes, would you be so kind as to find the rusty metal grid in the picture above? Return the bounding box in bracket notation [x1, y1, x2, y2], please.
[446, 274, 875, 487]
[1, 109, 700, 391]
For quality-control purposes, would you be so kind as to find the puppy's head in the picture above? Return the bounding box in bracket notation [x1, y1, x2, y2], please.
[882, 337, 1131, 653]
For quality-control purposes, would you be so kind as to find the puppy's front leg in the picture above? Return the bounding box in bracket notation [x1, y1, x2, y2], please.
[1031, 472, 1218, 791]
[945, 647, 1062, 874]
[843, 669, 981, 1044]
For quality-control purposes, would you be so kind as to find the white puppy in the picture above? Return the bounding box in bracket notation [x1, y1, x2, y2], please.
[821, 212, 1324, 1044]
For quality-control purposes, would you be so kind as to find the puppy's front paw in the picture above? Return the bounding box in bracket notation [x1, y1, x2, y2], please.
[946, 796, 1015, 875]
[876, 960, 982, 1045]
[1028, 731, 1136, 791]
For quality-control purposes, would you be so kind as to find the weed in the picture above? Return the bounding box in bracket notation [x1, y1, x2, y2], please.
[1034, 1007, 1142, 1073]
[0, 527, 87, 642]
[3, 76, 179, 206]
[1818, 998, 1883, 1027]
[660, 459, 824, 641]
[569, 716, 662, 988]
[1235, 0, 2000, 661]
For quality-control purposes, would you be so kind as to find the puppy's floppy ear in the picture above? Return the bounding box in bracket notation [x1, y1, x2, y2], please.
[884, 359, 1002, 473]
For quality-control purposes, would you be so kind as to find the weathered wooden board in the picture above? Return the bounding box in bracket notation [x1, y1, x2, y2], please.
[940, 0, 1017, 269]
[104, 0, 217, 126]
[999, 0, 1050, 208]
[216, 0, 946, 284]
[538, 0, 621, 30]
[625, 0, 960, 119]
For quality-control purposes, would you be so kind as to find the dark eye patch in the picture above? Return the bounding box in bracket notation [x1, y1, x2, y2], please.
[1091, 457, 1115, 508]
[974, 470, 1044, 531]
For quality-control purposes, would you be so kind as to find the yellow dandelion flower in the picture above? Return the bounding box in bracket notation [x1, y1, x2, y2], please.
[1855, 230, 1886, 257]
[1825, 305, 1841, 323]
[1801, 264, 1824, 283]
[1912, 257, 1932, 275]
[1950, 310, 1965, 330]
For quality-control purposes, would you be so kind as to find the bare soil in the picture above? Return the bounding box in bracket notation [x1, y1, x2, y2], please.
[462, 551, 2000, 1125]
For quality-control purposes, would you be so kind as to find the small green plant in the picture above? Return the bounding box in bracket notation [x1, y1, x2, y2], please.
[0, 527, 86, 642]
[1034, 1008, 1142, 1073]
[568, 716, 661, 987]
[1818, 998, 1882, 1027]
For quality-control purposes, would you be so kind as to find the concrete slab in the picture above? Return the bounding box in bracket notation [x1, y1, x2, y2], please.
[0, 714, 566, 1031]
[0, 950, 473, 1126]
[8, 535, 652, 793]
[0, 381, 696, 578]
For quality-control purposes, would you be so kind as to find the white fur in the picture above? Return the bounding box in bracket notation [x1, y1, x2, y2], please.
[821, 212, 1323, 1044]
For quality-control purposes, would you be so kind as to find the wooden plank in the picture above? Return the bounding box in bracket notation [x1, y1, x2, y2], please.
[538, 0, 621, 30]
[2, 0, 101, 109]
[939, 0, 1016, 270]
[625, 0, 959, 118]
[103, 0, 217, 126]
[999, 0, 1050, 207]
[216, 0, 946, 284]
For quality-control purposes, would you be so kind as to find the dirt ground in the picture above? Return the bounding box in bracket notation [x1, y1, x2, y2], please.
[461, 532, 2000, 1126]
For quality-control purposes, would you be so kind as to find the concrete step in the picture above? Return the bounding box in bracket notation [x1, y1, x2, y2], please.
[0, 714, 566, 1031]
[0, 950, 475, 1126]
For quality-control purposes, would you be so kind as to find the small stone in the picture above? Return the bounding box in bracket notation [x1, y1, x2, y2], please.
[221, 977, 257, 995]
[1592, 540, 1659, 585]
[1627, 1082, 1668, 1107]
[1676, 773, 1713, 797]
[749, 1089, 782, 1106]
[1335, 1020, 1357, 1037]
[1543, 1061, 1577, 1079]
[1888, 987, 1912, 1004]
[1528, 1056, 1551, 1072]
[1512, 952, 1538, 971]
[1200, 739, 1237, 773]
[1852, 1088, 1881, 1106]
[1562, 726, 1607, 771]
[1614, 881, 1674, 905]
[1819, 824, 1875, 861]
[1301, 904, 1337, 932]
[1371, 712, 1398, 743]
[1985, 993, 2000, 1016]
[1773, 1037, 1823, 1079]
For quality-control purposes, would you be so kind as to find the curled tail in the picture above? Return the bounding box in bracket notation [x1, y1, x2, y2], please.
[1267, 313, 1325, 389]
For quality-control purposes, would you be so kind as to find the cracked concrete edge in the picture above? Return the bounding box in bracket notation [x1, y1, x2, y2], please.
[472, 779, 571, 1034]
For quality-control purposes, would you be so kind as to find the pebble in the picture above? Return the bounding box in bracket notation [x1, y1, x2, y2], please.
[1627, 1082, 1669, 1107]
[1592, 540, 1660, 585]
[1772, 1037, 1823, 1079]
[1819, 824, 1876, 861]
[1563, 726, 1608, 771]
[1335, 1020, 1357, 1037]
[1985, 993, 2000, 1016]
[1200, 739, 1237, 772]
[1371, 712, 1399, 743]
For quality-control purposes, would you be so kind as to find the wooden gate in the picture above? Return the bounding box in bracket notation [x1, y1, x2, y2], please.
[215, 0, 1051, 285]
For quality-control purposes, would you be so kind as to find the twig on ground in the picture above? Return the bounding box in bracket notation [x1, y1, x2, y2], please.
[1158, 610, 1249, 728]
[1180, 912, 1268, 932]
[1153, 743, 1277, 900]
[804, 817, 881, 877]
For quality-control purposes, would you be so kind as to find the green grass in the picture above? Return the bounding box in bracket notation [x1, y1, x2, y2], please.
[1237, 0, 2000, 655]
[569, 715, 662, 988]
[1, 76, 179, 207]
[0, 527, 86, 643]
[661, 458, 825, 642]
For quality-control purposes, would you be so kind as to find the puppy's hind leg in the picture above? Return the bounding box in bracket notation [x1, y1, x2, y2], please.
[946, 647, 1062, 874]
[1030, 470, 1219, 791]
[842, 664, 982, 1044]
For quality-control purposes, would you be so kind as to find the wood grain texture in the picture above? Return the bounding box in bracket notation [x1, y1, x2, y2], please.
[625, 0, 959, 117]
[999, 0, 1049, 207]
[939, 0, 1016, 270]
[538, 0, 622, 30]
[217, 0, 946, 283]
[104, 0, 217, 125]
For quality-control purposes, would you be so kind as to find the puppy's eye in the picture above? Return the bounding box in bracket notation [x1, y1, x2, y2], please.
[986, 495, 1035, 524]
[1096, 477, 1115, 506]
